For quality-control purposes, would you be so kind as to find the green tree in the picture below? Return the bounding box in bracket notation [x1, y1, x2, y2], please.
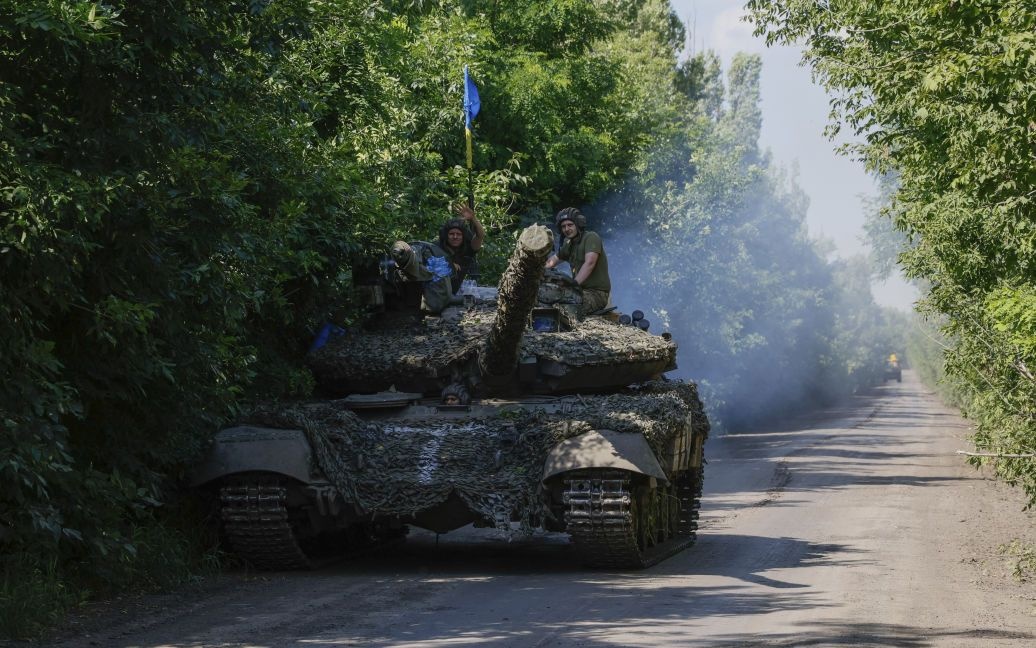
[748, 0, 1036, 501]
[0, 0, 427, 634]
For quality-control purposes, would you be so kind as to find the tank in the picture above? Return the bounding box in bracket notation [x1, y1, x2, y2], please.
[192, 225, 710, 569]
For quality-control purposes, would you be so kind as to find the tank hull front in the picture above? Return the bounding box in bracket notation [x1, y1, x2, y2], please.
[193, 381, 709, 570]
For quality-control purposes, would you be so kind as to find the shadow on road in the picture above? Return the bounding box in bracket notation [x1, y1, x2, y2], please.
[699, 622, 1035, 647]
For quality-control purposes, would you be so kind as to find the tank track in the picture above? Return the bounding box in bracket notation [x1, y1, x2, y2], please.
[220, 481, 313, 570]
[563, 466, 703, 569]
[676, 465, 704, 537]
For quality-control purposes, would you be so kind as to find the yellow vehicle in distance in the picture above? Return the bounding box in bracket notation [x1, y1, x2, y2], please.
[884, 353, 902, 383]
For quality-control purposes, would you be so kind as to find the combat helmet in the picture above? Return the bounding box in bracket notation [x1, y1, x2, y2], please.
[555, 207, 587, 231]
[440, 382, 471, 406]
[390, 240, 415, 267]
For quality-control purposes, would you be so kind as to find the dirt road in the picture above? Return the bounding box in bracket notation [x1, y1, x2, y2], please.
[46, 371, 1036, 647]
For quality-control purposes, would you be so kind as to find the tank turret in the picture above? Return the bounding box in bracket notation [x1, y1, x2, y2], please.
[306, 225, 556, 396]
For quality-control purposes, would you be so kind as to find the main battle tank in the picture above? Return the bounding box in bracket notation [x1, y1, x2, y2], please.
[192, 225, 709, 569]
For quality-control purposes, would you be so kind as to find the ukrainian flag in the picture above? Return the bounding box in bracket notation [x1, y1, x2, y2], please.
[463, 65, 480, 169]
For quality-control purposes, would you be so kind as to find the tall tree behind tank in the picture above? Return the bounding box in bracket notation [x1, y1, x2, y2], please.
[362, 0, 689, 278]
[599, 52, 857, 426]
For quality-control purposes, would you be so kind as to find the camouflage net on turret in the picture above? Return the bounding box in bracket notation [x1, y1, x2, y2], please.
[244, 381, 708, 535]
[306, 305, 493, 391]
[307, 306, 676, 395]
[520, 317, 675, 366]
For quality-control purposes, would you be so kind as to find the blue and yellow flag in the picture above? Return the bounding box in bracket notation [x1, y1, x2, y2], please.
[463, 65, 480, 170]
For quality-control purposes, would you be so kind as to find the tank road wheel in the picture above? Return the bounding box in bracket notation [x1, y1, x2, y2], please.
[562, 469, 698, 569]
[219, 477, 314, 570]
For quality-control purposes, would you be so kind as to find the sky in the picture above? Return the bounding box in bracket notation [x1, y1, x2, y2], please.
[670, 1, 918, 311]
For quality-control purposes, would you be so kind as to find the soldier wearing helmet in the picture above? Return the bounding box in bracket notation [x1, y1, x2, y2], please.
[438, 203, 485, 294]
[440, 382, 471, 406]
[389, 240, 454, 314]
[545, 207, 611, 315]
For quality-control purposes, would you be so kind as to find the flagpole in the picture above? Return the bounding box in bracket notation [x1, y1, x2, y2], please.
[466, 127, 474, 209]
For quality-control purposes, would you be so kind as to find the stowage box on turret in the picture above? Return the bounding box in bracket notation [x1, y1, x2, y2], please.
[192, 225, 709, 569]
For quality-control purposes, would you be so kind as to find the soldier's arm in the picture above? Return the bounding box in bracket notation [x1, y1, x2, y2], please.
[454, 203, 485, 251]
[574, 252, 598, 285]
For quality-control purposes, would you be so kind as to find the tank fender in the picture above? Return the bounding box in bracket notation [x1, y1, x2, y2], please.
[190, 426, 314, 486]
[542, 429, 667, 483]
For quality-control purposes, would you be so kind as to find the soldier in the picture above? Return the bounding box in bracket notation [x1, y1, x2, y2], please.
[440, 383, 471, 406]
[545, 207, 611, 315]
[438, 203, 486, 294]
[390, 240, 454, 315]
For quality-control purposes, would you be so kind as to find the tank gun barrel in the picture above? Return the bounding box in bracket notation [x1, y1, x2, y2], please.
[479, 225, 554, 381]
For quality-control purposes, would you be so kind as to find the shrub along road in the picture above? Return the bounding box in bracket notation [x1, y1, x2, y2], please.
[39, 371, 1036, 647]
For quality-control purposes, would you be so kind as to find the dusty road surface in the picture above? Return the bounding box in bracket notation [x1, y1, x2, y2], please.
[43, 371, 1036, 647]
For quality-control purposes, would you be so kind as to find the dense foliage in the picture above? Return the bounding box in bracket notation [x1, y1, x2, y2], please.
[2, 0, 900, 635]
[747, 0, 1036, 501]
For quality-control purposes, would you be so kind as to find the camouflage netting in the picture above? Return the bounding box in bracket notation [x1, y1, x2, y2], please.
[520, 317, 675, 366]
[244, 381, 709, 535]
[306, 305, 493, 391]
[307, 305, 676, 395]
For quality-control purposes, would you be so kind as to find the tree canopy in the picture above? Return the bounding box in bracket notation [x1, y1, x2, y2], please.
[747, 0, 1036, 501]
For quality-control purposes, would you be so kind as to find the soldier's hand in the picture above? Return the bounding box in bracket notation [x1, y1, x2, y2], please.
[454, 204, 475, 221]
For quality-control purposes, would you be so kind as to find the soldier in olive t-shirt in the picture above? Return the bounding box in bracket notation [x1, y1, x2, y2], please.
[545, 207, 611, 315]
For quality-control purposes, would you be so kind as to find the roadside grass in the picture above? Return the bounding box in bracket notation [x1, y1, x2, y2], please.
[0, 554, 82, 639]
[1000, 539, 1036, 582]
[0, 502, 222, 640]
